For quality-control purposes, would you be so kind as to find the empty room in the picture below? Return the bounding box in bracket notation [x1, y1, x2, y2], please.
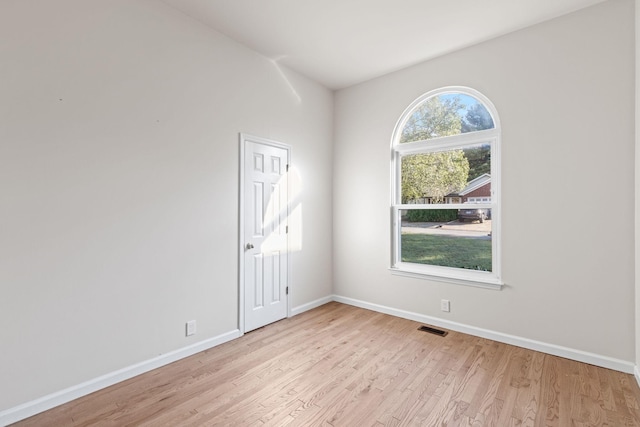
[2, 0, 640, 425]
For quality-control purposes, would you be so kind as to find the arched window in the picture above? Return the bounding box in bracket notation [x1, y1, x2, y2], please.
[390, 87, 502, 288]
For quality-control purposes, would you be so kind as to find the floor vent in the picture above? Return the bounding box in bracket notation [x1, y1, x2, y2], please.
[418, 325, 448, 337]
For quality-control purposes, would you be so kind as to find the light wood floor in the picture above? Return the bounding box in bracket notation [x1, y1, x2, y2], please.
[14, 302, 640, 426]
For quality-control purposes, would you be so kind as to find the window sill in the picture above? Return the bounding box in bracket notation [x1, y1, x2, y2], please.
[389, 265, 504, 290]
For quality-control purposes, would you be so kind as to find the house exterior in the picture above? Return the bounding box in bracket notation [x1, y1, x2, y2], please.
[450, 173, 491, 204]
[407, 174, 491, 205]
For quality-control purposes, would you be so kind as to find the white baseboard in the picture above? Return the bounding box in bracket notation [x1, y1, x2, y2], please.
[3, 296, 638, 426]
[332, 295, 636, 375]
[0, 329, 242, 427]
[1, 292, 336, 426]
[291, 295, 333, 316]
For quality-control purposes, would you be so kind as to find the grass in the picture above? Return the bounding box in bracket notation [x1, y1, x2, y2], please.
[401, 233, 492, 271]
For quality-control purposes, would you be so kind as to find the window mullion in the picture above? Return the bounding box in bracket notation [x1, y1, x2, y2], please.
[394, 131, 497, 155]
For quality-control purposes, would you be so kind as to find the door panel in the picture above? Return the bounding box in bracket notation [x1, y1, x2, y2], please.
[243, 137, 289, 332]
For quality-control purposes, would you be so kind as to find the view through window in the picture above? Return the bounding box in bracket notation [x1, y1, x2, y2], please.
[391, 88, 501, 287]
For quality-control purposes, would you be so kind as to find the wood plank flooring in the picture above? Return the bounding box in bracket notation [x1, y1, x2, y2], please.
[13, 302, 640, 426]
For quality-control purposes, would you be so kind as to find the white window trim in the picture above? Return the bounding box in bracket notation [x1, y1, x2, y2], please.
[390, 86, 503, 289]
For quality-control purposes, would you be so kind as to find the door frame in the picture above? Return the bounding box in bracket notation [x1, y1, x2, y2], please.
[238, 133, 292, 334]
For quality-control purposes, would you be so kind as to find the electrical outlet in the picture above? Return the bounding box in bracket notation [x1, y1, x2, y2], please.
[186, 320, 197, 336]
[441, 299, 451, 312]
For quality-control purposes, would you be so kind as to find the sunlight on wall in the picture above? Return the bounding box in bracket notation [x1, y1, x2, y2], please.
[261, 166, 302, 253]
[269, 56, 302, 105]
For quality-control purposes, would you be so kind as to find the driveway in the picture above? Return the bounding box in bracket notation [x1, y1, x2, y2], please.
[402, 220, 492, 240]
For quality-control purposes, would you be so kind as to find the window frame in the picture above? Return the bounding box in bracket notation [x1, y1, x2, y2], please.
[390, 87, 503, 289]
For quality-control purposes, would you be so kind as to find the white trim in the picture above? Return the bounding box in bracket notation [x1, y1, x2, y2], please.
[238, 133, 292, 333]
[291, 295, 334, 316]
[635, 365, 640, 389]
[238, 136, 246, 334]
[0, 329, 242, 427]
[389, 267, 503, 290]
[394, 130, 497, 155]
[332, 295, 636, 374]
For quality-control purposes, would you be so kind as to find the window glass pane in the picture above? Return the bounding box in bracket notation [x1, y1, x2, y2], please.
[400, 209, 492, 271]
[400, 93, 494, 143]
[401, 144, 491, 205]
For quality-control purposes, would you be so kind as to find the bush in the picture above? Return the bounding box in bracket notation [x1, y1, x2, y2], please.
[405, 209, 458, 222]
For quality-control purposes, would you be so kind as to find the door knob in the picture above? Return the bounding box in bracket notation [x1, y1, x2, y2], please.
[246, 243, 254, 250]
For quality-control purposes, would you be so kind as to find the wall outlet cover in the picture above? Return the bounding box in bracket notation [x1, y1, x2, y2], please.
[186, 320, 197, 336]
[441, 299, 451, 312]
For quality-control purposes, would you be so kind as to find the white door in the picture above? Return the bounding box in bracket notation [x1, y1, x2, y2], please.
[241, 134, 289, 333]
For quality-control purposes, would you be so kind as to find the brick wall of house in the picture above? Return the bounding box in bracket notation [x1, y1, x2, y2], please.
[463, 183, 491, 201]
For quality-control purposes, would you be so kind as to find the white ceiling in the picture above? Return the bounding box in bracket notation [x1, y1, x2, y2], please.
[162, 0, 608, 89]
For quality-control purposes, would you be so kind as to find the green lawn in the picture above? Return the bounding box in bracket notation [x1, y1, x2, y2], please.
[401, 234, 492, 271]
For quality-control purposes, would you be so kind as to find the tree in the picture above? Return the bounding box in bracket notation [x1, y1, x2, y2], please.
[402, 151, 469, 203]
[400, 96, 463, 143]
[461, 103, 494, 133]
[400, 95, 469, 203]
[463, 145, 491, 181]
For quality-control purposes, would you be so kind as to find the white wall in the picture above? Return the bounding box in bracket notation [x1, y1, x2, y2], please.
[0, 0, 333, 412]
[334, 0, 635, 363]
